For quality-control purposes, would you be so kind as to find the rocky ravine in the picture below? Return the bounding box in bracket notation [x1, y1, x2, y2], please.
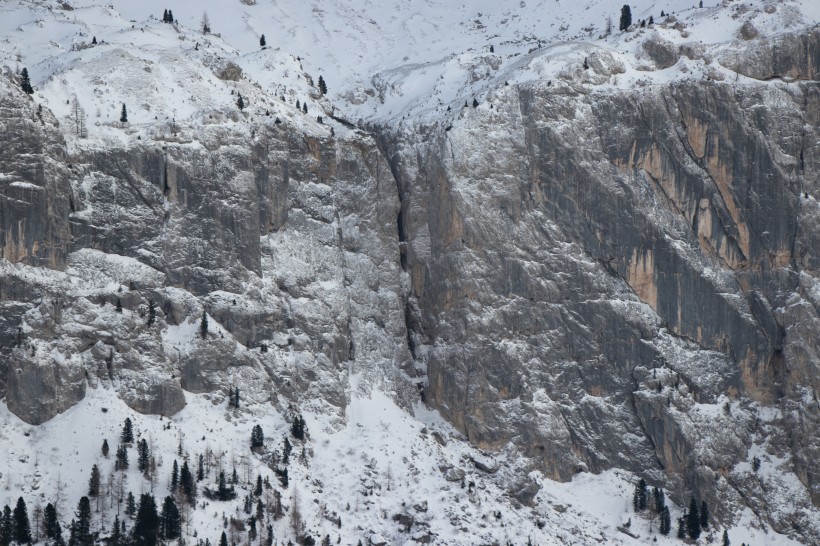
[1, 28, 819, 543]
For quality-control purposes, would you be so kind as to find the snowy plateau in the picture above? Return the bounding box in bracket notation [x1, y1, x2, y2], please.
[0, 0, 819, 545]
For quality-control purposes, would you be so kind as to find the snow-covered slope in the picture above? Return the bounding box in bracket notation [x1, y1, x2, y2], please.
[3, 0, 819, 128]
[0, 381, 801, 546]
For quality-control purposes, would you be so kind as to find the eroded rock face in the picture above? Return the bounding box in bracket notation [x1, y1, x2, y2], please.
[1, 85, 412, 427]
[0, 77, 71, 269]
[720, 28, 820, 81]
[374, 38, 820, 541]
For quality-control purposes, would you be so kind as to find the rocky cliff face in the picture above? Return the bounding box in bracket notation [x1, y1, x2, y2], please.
[1, 23, 819, 545]
[1, 74, 413, 429]
[374, 30, 820, 540]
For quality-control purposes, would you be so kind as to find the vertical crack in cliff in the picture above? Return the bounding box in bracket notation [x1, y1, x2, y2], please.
[791, 90, 809, 271]
[670, 87, 751, 269]
[370, 126, 423, 368]
[162, 150, 170, 196]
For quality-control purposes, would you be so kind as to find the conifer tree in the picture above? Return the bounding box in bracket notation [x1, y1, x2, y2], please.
[291, 415, 306, 440]
[199, 311, 208, 339]
[92, 36, 97, 44]
[171, 460, 179, 491]
[163, 9, 168, 22]
[659, 506, 671, 535]
[13, 497, 32, 544]
[116, 298, 123, 313]
[20, 68, 34, 94]
[303, 102, 308, 114]
[102, 439, 110, 457]
[687, 498, 701, 539]
[111, 514, 122, 546]
[282, 437, 292, 464]
[632, 479, 648, 511]
[168, 10, 174, 24]
[138, 439, 150, 473]
[318, 76, 327, 95]
[251, 425, 265, 448]
[121, 418, 134, 443]
[296, 100, 300, 110]
[132, 494, 159, 546]
[272, 491, 283, 520]
[260, 35, 266, 47]
[88, 465, 101, 497]
[237, 94, 245, 111]
[700, 500, 709, 529]
[116, 445, 129, 471]
[0, 506, 10, 546]
[677, 515, 686, 538]
[44, 504, 60, 540]
[201, 12, 211, 33]
[126, 493, 136, 519]
[722, 529, 730, 546]
[180, 460, 197, 503]
[214, 471, 236, 501]
[255, 475, 263, 496]
[619, 5, 632, 31]
[159, 497, 181, 540]
[197, 454, 205, 481]
[653, 486, 665, 513]
[219, 531, 228, 546]
[234, 387, 240, 408]
[72, 497, 92, 546]
[120, 104, 128, 123]
[472, 98, 479, 108]
[649, 15, 654, 24]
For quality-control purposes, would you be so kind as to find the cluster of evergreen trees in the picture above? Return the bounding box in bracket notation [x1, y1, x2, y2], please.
[618, 6, 659, 31]
[631, 479, 730, 542]
[161, 9, 174, 24]
[678, 496, 710, 540]
[0, 498, 32, 546]
[632, 479, 671, 535]
[228, 386, 241, 409]
[290, 414, 306, 441]
[6, 406, 329, 546]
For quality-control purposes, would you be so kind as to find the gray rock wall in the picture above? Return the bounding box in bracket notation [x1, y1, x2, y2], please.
[374, 37, 820, 539]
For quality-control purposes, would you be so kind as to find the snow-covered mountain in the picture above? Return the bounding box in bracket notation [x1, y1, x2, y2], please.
[1, 0, 819, 544]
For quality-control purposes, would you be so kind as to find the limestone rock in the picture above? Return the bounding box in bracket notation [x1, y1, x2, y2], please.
[720, 28, 820, 81]
[642, 34, 680, 69]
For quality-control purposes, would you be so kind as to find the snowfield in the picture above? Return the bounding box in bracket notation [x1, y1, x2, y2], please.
[0, 378, 803, 545]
